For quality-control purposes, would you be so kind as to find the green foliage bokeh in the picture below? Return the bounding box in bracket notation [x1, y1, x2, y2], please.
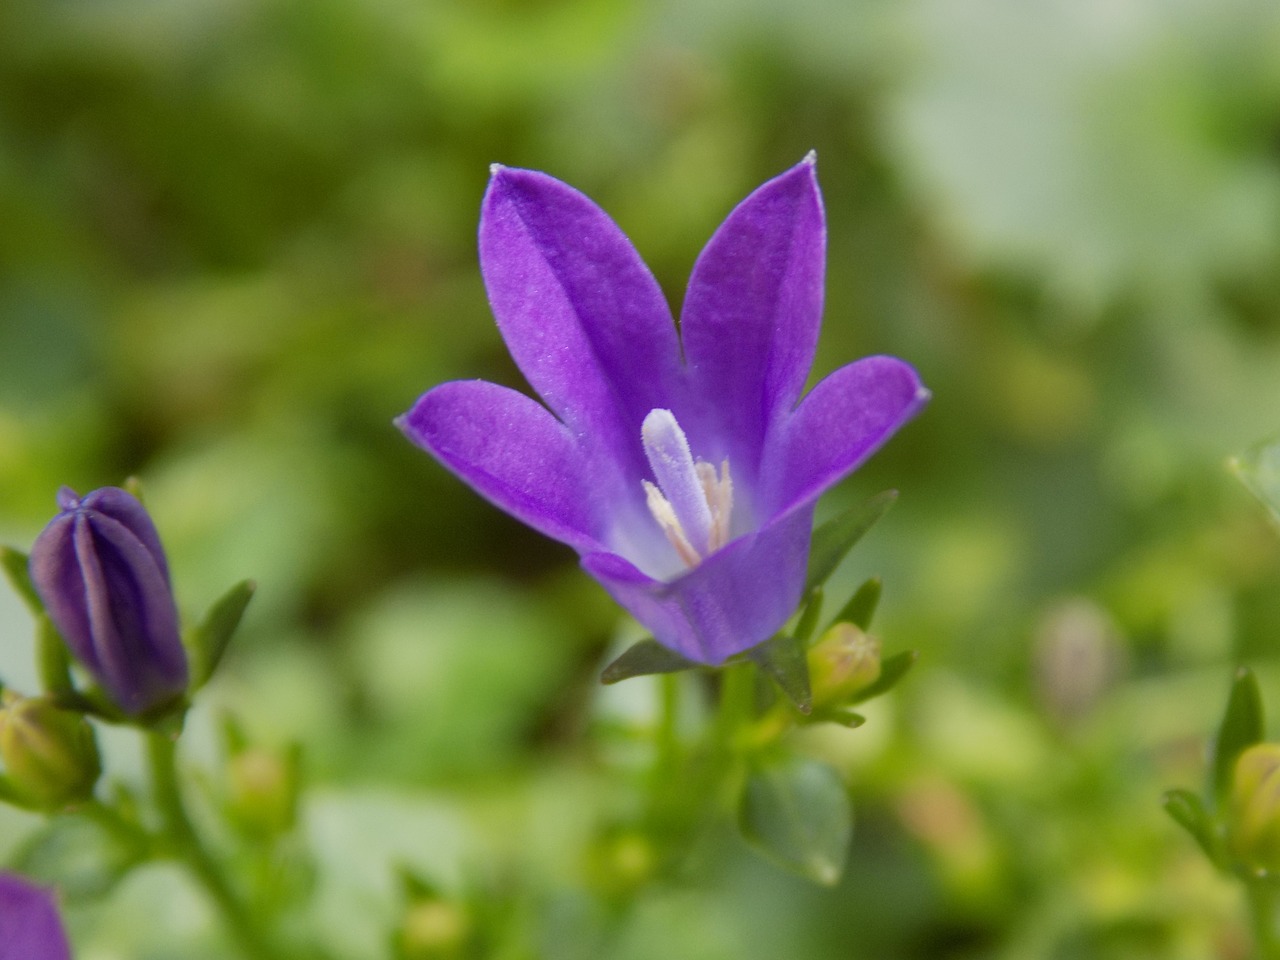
[2, 0, 1280, 956]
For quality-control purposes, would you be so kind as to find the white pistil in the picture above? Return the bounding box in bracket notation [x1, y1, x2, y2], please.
[641, 409, 734, 568]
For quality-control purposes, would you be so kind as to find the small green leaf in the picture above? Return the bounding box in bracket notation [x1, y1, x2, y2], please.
[848, 650, 919, 706]
[806, 490, 898, 592]
[189, 580, 256, 689]
[1213, 667, 1265, 807]
[832, 577, 882, 632]
[748, 633, 812, 714]
[0, 546, 42, 615]
[739, 755, 852, 885]
[1231, 436, 1280, 527]
[1162, 788, 1223, 867]
[793, 589, 824, 647]
[601, 638, 697, 684]
[10, 813, 144, 902]
[36, 614, 75, 697]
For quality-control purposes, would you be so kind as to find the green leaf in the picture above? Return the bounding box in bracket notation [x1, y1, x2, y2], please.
[747, 633, 812, 714]
[1231, 436, 1280, 528]
[832, 577, 882, 632]
[1213, 667, 1265, 807]
[848, 650, 919, 706]
[36, 614, 75, 697]
[805, 490, 897, 592]
[600, 638, 697, 684]
[9, 813, 144, 902]
[739, 755, 852, 885]
[188, 580, 256, 688]
[0, 546, 41, 615]
[1162, 788, 1224, 868]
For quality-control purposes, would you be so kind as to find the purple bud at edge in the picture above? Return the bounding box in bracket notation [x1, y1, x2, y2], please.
[29, 487, 188, 716]
[0, 872, 72, 960]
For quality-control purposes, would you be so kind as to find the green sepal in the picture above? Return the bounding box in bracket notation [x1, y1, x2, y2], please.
[36, 614, 75, 697]
[805, 490, 897, 593]
[738, 754, 852, 886]
[848, 650, 919, 706]
[793, 589, 824, 647]
[188, 580, 256, 689]
[1230, 436, 1280, 527]
[122, 475, 146, 503]
[1213, 667, 1264, 808]
[747, 633, 812, 714]
[1162, 788, 1225, 868]
[0, 546, 42, 615]
[0, 774, 21, 806]
[601, 638, 698, 684]
[833, 577, 882, 632]
[820, 708, 867, 729]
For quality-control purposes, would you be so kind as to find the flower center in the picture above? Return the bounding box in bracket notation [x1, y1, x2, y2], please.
[640, 409, 733, 568]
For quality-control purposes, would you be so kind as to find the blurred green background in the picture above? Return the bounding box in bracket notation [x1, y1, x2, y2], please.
[2, 0, 1280, 956]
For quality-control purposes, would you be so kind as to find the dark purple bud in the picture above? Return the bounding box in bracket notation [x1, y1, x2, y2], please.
[0, 872, 72, 960]
[29, 487, 188, 716]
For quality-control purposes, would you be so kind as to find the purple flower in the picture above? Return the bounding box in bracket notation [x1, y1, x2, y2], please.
[29, 487, 188, 716]
[0, 873, 72, 960]
[398, 157, 928, 664]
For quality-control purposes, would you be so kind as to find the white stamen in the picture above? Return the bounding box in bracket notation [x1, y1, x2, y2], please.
[641, 409, 735, 568]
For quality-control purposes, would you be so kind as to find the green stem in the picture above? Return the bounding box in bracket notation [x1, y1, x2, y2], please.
[1247, 880, 1280, 960]
[146, 730, 284, 960]
[653, 673, 681, 781]
[715, 662, 756, 755]
[80, 798, 153, 856]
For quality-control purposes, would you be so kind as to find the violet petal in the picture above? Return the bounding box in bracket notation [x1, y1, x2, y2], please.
[761, 356, 929, 517]
[680, 156, 826, 481]
[480, 167, 687, 482]
[583, 507, 814, 664]
[397, 379, 609, 553]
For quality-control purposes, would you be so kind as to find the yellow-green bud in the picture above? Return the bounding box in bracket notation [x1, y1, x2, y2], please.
[0, 692, 100, 810]
[1231, 743, 1280, 875]
[398, 899, 471, 960]
[584, 829, 657, 899]
[808, 623, 882, 709]
[226, 746, 299, 837]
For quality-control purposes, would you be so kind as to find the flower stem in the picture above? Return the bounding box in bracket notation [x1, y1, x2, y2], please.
[654, 672, 680, 780]
[146, 730, 283, 960]
[1247, 880, 1280, 960]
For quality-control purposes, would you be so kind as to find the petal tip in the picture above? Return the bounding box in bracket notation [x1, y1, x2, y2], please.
[802, 149, 817, 167]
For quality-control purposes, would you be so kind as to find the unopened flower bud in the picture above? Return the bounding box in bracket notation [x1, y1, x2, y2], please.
[29, 486, 188, 716]
[808, 622, 881, 709]
[584, 828, 657, 899]
[398, 899, 471, 960]
[1231, 743, 1280, 874]
[227, 746, 299, 837]
[0, 693, 100, 810]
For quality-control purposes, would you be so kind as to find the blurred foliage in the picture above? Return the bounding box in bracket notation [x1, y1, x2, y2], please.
[2, 0, 1280, 956]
